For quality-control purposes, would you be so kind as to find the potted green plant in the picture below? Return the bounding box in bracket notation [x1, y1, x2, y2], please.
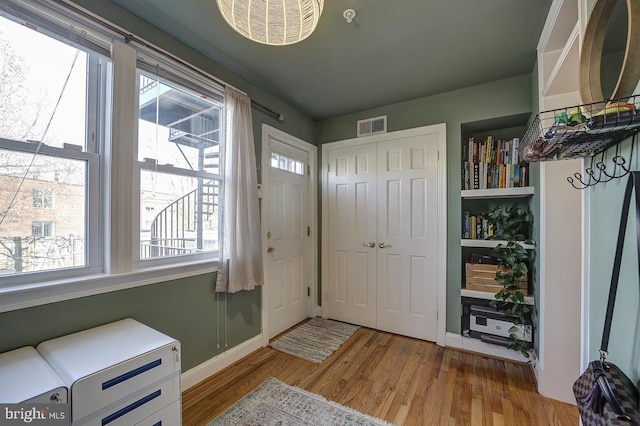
[483, 203, 534, 358]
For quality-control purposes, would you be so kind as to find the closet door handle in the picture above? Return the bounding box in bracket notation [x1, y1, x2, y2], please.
[378, 242, 391, 249]
[362, 242, 376, 248]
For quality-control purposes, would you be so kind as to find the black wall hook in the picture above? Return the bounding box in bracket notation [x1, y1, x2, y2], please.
[567, 134, 636, 189]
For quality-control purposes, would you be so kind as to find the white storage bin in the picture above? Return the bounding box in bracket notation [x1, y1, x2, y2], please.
[0, 346, 67, 404]
[37, 318, 181, 425]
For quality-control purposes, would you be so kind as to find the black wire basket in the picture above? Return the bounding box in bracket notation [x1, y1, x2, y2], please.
[520, 94, 640, 162]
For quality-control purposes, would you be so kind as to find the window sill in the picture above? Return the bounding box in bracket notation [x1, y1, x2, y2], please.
[0, 260, 218, 313]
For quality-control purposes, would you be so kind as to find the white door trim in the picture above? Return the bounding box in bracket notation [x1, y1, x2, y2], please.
[321, 123, 447, 346]
[261, 124, 318, 347]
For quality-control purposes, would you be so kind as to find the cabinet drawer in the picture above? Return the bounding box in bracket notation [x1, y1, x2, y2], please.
[75, 373, 180, 426]
[70, 344, 179, 422]
[36, 319, 180, 422]
[135, 400, 181, 426]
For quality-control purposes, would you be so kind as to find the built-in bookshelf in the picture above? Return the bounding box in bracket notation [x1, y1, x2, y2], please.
[458, 114, 535, 358]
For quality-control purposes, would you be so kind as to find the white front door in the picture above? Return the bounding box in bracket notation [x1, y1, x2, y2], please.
[324, 125, 443, 342]
[265, 137, 310, 339]
[375, 134, 439, 341]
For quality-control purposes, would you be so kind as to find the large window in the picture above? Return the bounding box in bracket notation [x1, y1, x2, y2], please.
[0, 9, 106, 278]
[136, 69, 223, 260]
[0, 0, 225, 299]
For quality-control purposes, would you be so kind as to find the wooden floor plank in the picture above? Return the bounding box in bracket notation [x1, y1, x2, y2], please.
[182, 326, 579, 426]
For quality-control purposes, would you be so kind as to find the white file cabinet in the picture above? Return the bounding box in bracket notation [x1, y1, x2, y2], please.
[37, 318, 181, 426]
[0, 346, 67, 404]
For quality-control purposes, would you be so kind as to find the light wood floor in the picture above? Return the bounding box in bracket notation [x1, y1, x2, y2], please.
[182, 326, 579, 425]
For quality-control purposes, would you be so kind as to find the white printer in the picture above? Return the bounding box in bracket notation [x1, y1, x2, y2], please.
[469, 304, 532, 347]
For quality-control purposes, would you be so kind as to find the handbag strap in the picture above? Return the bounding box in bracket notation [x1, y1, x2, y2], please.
[600, 171, 640, 357]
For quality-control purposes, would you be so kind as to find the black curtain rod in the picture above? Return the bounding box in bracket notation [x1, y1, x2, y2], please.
[52, 0, 285, 122]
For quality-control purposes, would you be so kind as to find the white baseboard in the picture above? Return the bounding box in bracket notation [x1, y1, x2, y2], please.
[445, 332, 530, 363]
[310, 306, 322, 319]
[181, 334, 263, 391]
[530, 349, 540, 383]
[445, 332, 463, 349]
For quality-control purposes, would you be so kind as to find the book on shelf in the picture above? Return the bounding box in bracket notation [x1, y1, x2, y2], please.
[462, 211, 494, 240]
[462, 136, 527, 190]
[462, 211, 470, 239]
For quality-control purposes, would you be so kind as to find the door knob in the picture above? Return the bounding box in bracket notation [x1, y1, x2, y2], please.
[362, 241, 376, 248]
[267, 246, 275, 253]
[378, 242, 391, 249]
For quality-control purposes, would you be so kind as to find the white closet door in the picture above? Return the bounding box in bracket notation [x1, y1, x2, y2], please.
[326, 143, 378, 328]
[324, 125, 443, 342]
[376, 134, 439, 341]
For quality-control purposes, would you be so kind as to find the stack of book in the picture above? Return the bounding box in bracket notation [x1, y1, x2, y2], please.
[462, 211, 494, 240]
[462, 136, 528, 190]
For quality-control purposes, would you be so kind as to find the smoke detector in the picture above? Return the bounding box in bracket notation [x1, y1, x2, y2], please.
[343, 9, 356, 23]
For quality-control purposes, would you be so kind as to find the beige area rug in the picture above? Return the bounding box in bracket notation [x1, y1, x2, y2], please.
[268, 317, 360, 363]
[207, 377, 393, 425]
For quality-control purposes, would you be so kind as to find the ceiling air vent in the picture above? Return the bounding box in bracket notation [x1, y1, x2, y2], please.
[357, 116, 387, 137]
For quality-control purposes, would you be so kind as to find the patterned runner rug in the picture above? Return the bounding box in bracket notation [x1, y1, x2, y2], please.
[269, 317, 359, 363]
[207, 377, 393, 425]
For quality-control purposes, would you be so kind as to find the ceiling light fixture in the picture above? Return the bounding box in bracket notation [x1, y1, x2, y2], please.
[216, 0, 324, 46]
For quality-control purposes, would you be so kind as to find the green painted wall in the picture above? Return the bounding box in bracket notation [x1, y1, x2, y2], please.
[588, 136, 640, 385]
[0, 0, 315, 372]
[0, 273, 261, 371]
[316, 74, 534, 333]
[584, 0, 639, 386]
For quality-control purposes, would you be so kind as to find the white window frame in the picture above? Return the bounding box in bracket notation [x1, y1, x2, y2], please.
[0, 0, 224, 313]
[135, 166, 223, 267]
[0, 138, 102, 286]
[133, 66, 224, 267]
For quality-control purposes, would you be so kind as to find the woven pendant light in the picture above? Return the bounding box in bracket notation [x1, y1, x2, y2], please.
[217, 0, 324, 46]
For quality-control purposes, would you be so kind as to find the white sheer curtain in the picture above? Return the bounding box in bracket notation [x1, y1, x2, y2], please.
[216, 87, 264, 293]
